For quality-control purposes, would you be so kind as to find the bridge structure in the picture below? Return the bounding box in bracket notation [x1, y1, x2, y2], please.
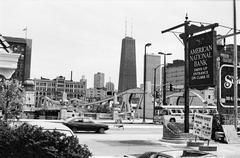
[72, 88, 145, 115]
[33, 88, 216, 120]
[35, 88, 147, 119]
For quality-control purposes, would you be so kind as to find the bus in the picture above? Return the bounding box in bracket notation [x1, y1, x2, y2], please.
[153, 105, 218, 124]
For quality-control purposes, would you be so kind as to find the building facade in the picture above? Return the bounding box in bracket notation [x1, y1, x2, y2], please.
[164, 59, 185, 92]
[4, 36, 32, 83]
[146, 54, 161, 93]
[105, 80, 115, 97]
[34, 76, 87, 104]
[94, 72, 105, 89]
[106, 81, 114, 91]
[118, 36, 137, 92]
[86, 88, 106, 102]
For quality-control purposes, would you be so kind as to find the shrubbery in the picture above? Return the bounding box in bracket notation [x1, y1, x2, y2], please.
[0, 121, 92, 158]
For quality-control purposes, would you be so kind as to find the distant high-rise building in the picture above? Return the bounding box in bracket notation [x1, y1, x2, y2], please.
[146, 54, 161, 92]
[4, 36, 32, 83]
[106, 79, 115, 91]
[94, 72, 105, 89]
[80, 75, 87, 89]
[118, 36, 136, 92]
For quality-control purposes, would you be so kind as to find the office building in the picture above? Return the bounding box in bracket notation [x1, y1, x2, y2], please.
[34, 75, 87, 104]
[86, 88, 106, 102]
[146, 54, 161, 93]
[118, 36, 137, 92]
[165, 59, 185, 91]
[4, 36, 32, 83]
[106, 80, 115, 97]
[94, 72, 105, 89]
[106, 80, 114, 91]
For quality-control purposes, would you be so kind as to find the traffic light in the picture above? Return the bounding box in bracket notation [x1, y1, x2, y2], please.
[170, 84, 173, 91]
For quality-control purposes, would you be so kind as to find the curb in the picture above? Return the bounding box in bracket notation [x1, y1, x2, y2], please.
[159, 138, 187, 144]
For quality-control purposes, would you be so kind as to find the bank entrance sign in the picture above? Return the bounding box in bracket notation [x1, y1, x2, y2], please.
[219, 64, 240, 107]
[188, 31, 216, 89]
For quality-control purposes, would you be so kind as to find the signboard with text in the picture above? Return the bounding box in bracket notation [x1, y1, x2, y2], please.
[219, 64, 240, 107]
[193, 113, 213, 140]
[189, 31, 216, 89]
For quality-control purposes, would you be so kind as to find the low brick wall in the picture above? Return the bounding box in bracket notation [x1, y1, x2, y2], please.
[162, 122, 194, 140]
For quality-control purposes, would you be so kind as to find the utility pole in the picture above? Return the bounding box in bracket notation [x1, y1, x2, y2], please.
[153, 64, 161, 117]
[158, 52, 172, 105]
[183, 16, 190, 132]
[233, 0, 238, 129]
[143, 43, 151, 123]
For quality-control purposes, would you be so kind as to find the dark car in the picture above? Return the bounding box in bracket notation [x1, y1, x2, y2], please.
[63, 117, 109, 133]
[135, 149, 218, 158]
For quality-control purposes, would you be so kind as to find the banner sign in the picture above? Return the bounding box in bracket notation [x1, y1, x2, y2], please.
[189, 31, 216, 89]
[219, 64, 240, 107]
[193, 113, 213, 140]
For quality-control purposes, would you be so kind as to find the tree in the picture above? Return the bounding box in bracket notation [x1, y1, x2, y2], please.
[0, 121, 92, 158]
[0, 79, 25, 120]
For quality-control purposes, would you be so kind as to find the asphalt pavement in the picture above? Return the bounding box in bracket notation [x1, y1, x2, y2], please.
[95, 118, 240, 158]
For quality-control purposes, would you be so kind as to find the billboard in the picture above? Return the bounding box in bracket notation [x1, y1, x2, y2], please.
[188, 31, 216, 89]
[219, 64, 240, 107]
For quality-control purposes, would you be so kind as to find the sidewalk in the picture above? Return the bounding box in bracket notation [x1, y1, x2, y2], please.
[159, 137, 240, 158]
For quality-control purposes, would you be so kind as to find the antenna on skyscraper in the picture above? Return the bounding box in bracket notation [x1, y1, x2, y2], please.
[125, 17, 128, 37]
[131, 18, 133, 37]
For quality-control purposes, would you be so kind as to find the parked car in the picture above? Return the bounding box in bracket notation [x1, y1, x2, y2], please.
[9, 120, 74, 137]
[133, 149, 218, 158]
[27, 121, 74, 137]
[63, 117, 109, 133]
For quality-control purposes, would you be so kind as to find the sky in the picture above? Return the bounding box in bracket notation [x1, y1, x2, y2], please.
[1, 0, 239, 89]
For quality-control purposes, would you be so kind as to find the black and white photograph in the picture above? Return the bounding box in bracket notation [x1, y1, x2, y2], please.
[0, 0, 240, 157]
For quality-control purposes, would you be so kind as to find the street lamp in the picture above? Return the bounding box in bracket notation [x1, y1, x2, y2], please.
[143, 43, 151, 123]
[153, 64, 162, 117]
[158, 52, 172, 105]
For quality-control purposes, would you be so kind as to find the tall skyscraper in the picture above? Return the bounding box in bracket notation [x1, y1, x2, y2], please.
[4, 36, 32, 83]
[94, 72, 105, 89]
[118, 36, 136, 92]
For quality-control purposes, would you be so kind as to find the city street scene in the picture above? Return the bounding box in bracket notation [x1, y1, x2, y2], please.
[1, 0, 240, 158]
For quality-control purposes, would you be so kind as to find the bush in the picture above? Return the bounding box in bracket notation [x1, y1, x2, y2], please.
[0, 121, 92, 158]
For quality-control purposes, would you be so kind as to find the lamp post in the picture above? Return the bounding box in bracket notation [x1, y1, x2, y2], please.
[143, 43, 151, 123]
[158, 52, 172, 105]
[153, 64, 162, 117]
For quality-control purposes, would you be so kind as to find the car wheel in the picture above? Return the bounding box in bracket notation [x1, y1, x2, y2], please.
[98, 128, 105, 134]
[72, 127, 77, 133]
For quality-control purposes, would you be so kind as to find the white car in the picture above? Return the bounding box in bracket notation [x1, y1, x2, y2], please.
[27, 121, 74, 137]
[9, 120, 74, 137]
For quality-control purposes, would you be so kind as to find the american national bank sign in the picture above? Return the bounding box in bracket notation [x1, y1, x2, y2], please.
[219, 64, 240, 107]
[188, 31, 216, 89]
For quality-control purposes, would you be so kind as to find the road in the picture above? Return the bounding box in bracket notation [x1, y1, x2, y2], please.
[75, 124, 188, 156]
